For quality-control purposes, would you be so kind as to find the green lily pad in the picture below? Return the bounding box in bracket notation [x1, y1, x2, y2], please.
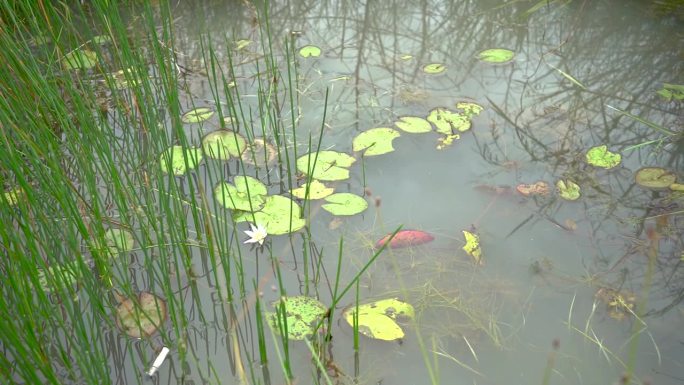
[635, 167, 676, 189]
[290, 179, 334, 200]
[37, 261, 81, 293]
[426, 108, 471, 135]
[91, 35, 112, 45]
[62, 49, 98, 70]
[477, 48, 515, 63]
[455, 101, 484, 118]
[423, 63, 446, 74]
[104, 228, 135, 255]
[343, 298, 414, 341]
[115, 292, 168, 339]
[586, 145, 621, 169]
[322, 193, 368, 216]
[556, 179, 581, 201]
[394, 116, 432, 133]
[669, 183, 684, 191]
[4, 187, 25, 206]
[214, 176, 267, 212]
[202, 130, 246, 160]
[159, 146, 203, 176]
[299, 45, 321, 58]
[181, 107, 214, 123]
[235, 39, 252, 50]
[656, 83, 684, 102]
[296, 151, 356, 181]
[234, 195, 306, 235]
[399, 54, 413, 61]
[267, 296, 327, 340]
[352, 128, 401, 156]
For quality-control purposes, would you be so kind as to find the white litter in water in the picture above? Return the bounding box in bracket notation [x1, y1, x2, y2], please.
[147, 347, 170, 376]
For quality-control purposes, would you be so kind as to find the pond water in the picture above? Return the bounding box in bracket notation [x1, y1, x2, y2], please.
[20, 1, 683, 384]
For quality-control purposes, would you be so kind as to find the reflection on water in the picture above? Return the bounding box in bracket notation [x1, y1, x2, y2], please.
[117, 1, 683, 384]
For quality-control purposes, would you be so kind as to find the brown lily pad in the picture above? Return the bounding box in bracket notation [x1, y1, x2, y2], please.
[635, 167, 676, 189]
[516, 181, 550, 196]
[115, 292, 167, 338]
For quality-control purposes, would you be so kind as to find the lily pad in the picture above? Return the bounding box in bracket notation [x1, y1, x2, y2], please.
[299, 45, 321, 58]
[4, 187, 25, 206]
[423, 63, 446, 74]
[342, 298, 415, 341]
[296, 151, 356, 181]
[375, 230, 434, 249]
[235, 39, 252, 50]
[214, 176, 267, 212]
[115, 292, 168, 339]
[352, 128, 401, 156]
[635, 167, 676, 189]
[267, 296, 327, 340]
[670, 183, 684, 191]
[516, 181, 550, 196]
[159, 146, 203, 176]
[322, 193, 368, 216]
[202, 130, 246, 160]
[394, 116, 432, 133]
[455, 101, 484, 118]
[586, 145, 621, 169]
[426, 108, 471, 135]
[37, 261, 81, 293]
[181, 107, 214, 123]
[104, 228, 135, 255]
[462, 230, 482, 264]
[62, 49, 98, 70]
[477, 48, 515, 63]
[241, 138, 278, 167]
[234, 195, 306, 235]
[290, 179, 334, 200]
[556, 179, 581, 201]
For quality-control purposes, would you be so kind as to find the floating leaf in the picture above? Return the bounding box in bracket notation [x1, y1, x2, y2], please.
[159, 146, 203, 176]
[394, 116, 432, 133]
[352, 128, 401, 156]
[241, 138, 278, 167]
[214, 176, 267, 212]
[375, 230, 434, 249]
[202, 130, 246, 160]
[656, 83, 684, 102]
[296, 151, 356, 181]
[516, 181, 550, 197]
[62, 49, 98, 70]
[343, 298, 414, 341]
[436, 134, 460, 150]
[423, 63, 446, 74]
[462, 230, 482, 264]
[234, 195, 306, 235]
[3, 187, 25, 206]
[477, 48, 515, 63]
[104, 228, 135, 255]
[322, 193, 368, 216]
[235, 39, 252, 50]
[586, 145, 621, 169]
[115, 292, 168, 338]
[427, 108, 471, 135]
[181, 107, 214, 123]
[399, 54, 414, 61]
[556, 179, 580, 201]
[37, 261, 81, 293]
[267, 296, 327, 340]
[455, 101, 484, 117]
[91, 35, 112, 45]
[299, 45, 321, 58]
[670, 183, 684, 191]
[635, 167, 676, 189]
[290, 179, 334, 200]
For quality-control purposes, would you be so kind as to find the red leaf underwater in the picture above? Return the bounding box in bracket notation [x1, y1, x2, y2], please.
[375, 230, 434, 249]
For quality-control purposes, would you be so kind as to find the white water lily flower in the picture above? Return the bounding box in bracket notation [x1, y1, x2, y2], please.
[244, 223, 268, 245]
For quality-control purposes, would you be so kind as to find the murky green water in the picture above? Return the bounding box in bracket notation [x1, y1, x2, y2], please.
[113, 1, 682, 384]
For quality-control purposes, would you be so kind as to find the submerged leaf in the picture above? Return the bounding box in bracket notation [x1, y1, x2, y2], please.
[37, 261, 81, 293]
[159, 146, 203, 176]
[656, 83, 684, 101]
[296, 151, 356, 181]
[352, 128, 401, 156]
[181, 107, 214, 123]
[516, 181, 550, 196]
[214, 176, 267, 212]
[423, 63, 446, 74]
[394, 116, 432, 133]
[586, 145, 621, 169]
[202, 130, 246, 160]
[556, 179, 581, 201]
[477, 48, 515, 63]
[115, 292, 168, 338]
[290, 179, 334, 200]
[241, 138, 278, 167]
[462, 230, 482, 264]
[267, 296, 327, 340]
[104, 228, 135, 255]
[343, 298, 414, 341]
[375, 230, 434, 249]
[322, 193, 368, 216]
[427, 108, 471, 135]
[635, 167, 676, 189]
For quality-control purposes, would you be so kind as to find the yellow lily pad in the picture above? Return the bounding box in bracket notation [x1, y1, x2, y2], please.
[343, 298, 414, 341]
[462, 230, 482, 264]
[290, 179, 334, 200]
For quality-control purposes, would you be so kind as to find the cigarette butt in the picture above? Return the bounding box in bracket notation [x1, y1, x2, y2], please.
[147, 347, 170, 376]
